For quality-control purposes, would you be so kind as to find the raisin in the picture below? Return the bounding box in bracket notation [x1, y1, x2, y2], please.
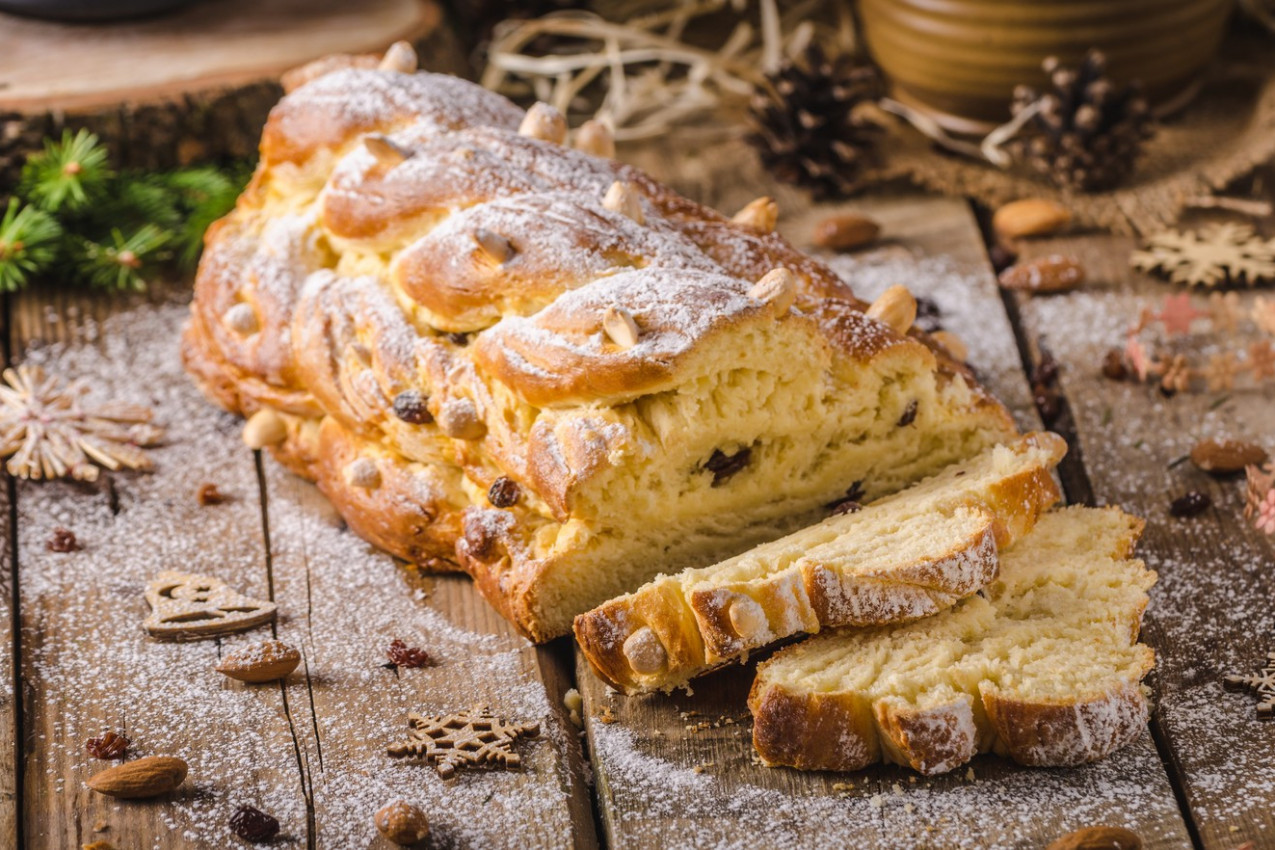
[825, 481, 865, 514]
[47, 528, 81, 553]
[488, 476, 520, 508]
[444, 332, 470, 346]
[1033, 384, 1062, 424]
[897, 400, 919, 427]
[914, 297, 942, 333]
[1101, 348, 1128, 381]
[988, 244, 1018, 274]
[230, 805, 280, 843]
[197, 483, 227, 506]
[1031, 350, 1060, 387]
[85, 731, 129, 760]
[704, 448, 750, 486]
[829, 500, 862, 516]
[392, 390, 432, 425]
[386, 639, 432, 669]
[1170, 491, 1211, 518]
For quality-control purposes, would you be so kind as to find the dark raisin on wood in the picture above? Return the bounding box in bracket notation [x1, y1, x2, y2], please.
[897, 400, 919, 427]
[1101, 348, 1128, 381]
[386, 639, 432, 669]
[1033, 386, 1062, 424]
[1170, 491, 1211, 518]
[488, 476, 520, 508]
[197, 483, 227, 506]
[392, 390, 433, 425]
[1031, 350, 1060, 387]
[988, 244, 1018, 274]
[914, 297, 943, 333]
[444, 332, 470, 346]
[47, 528, 81, 553]
[704, 447, 750, 486]
[229, 805, 280, 842]
[85, 731, 129, 760]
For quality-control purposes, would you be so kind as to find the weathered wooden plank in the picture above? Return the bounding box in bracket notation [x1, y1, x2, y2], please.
[0, 296, 17, 849]
[261, 459, 598, 848]
[576, 138, 1195, 850]
[8, 291, 311, 847]
[1010, 219, 1275, 849]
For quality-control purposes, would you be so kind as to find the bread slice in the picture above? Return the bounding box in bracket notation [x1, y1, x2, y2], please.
[749, 506, 1155, 775]
[574, 432, 1066, 693]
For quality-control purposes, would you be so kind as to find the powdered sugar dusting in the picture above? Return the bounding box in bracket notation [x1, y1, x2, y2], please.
[14, 300, 581, 847]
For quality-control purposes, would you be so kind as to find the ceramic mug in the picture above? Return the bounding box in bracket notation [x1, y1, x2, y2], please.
[859, 0, 1235, 133]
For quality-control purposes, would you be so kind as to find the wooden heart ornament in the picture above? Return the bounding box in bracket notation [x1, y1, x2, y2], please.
[144, 571, 276, 640]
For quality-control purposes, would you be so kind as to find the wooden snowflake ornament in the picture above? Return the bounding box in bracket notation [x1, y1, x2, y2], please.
[144, 571, 277, 640]
[1223, 650, 1275, 719]
[1132, 223, 1275, 288]
[387, 706, 540, 779]
[0, 365, 163, 481]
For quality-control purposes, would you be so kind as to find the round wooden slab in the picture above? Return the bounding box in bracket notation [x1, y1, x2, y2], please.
[0, 0, 457, 174]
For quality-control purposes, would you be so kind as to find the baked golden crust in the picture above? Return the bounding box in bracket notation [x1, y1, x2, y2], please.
[183, 57, 1020, 642]
[748, 506, 1155, 775]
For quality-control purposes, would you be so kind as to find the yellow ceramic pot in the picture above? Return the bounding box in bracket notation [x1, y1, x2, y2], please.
[859, 0, 1234, 133]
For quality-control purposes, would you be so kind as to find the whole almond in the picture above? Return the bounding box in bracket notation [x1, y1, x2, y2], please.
[930, 330, 969, 362]
[998, 255, 1085, 293]
[216, 639, 302, 683]
[86, 756, 188, 799]
[993, 198, 1072, 242]
[375, 800, 430, 846]
[812, 213, 880, 252]
[1045, 826, 1141, 850]
[1189, 438, 1268, 475]
[865, 285, 917, 334]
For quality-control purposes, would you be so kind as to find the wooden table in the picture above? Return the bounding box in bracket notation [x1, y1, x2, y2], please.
[0, 135, 1271, 848]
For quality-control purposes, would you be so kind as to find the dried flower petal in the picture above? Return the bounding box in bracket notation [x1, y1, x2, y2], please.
[386, 639, 432, 669]
[85, 731, 129, 760]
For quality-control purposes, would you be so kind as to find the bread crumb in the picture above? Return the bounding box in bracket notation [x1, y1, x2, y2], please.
[869, 794, 884, 809]
[904, 803, 915, 814]
[965, 767, 976, 781]
[563, 687, 583, 728]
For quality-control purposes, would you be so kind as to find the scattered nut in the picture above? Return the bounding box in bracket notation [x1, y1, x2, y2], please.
[375, 800, 431, 846]
[748, 268, 797, 313]
[1044, 825, 1142, 850]
[473, 228, 515, 264]
[731, 197, 778, 233]
[229, 804, 281, 843]
[223, 303, 258, 335]
[47, 527, 81, 553]
[85, 731, 129, 760]
[622, 626, 667, 674]
[437, 398, 486, 440]
[518, 102, 567, 145]
[603, 181, 645, 224]
[930, 330, 968, 362]
[216, 639, 302, 683]
[242, 409, 287, 449]
[998, 255, 1086, 293]
[993, 198, 1072, 242]
[1189, 438, 1268, 475]
[378, 41, 418, 74]
[727, 597, 767, 640]
[197, 483, 227, 506]
[344, 457, 381, 490]
[1101, 348, 1128, 381]
[86, 756, 187, 799]
[603, 305, 641, 349]
[812, 213, 880, 252]
[363, 134, 412, 168]
[865, 285, 917, 334]
[574, 119, 615, 158]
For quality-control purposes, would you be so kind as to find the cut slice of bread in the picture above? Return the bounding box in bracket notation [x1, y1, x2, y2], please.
[749, 505, 1155, 775]
[574, 432, 1066, 693]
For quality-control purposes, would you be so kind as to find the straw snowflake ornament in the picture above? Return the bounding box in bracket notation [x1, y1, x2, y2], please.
[1132, 223, 1275, 288]
[0, 364, 163, 481]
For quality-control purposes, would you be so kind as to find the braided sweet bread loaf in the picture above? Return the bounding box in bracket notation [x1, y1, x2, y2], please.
[182, 44, 1017, 641]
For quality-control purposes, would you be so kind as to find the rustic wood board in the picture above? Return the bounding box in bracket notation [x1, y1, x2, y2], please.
[7, 292, 311, 847]
[1009, 220, 1275, 850]
[575, 137, 1195, 850]
[0, 348, 16, 847]
[3, 287, 596, 847]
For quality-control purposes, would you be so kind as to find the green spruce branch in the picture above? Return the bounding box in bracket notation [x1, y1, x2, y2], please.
[1, 129, 251, 292]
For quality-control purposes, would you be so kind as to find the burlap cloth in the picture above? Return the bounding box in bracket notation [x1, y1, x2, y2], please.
[868, 30, 1275, 235]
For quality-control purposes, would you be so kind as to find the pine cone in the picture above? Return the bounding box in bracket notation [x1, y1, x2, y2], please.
[1010, 50, 1155, 192]
[748, 45, 884, 199]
